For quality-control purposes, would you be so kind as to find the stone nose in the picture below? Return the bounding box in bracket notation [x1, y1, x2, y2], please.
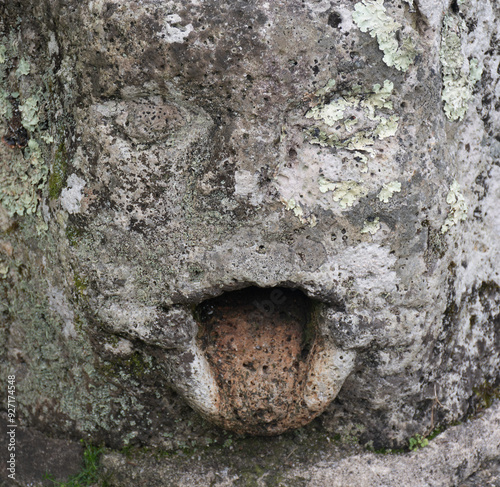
[168, 287, 356, 435]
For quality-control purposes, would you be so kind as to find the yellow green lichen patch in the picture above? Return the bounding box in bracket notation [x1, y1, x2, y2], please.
[360, 81, 394, 118]
[319, 177, 367, 208]
[441, 179, 467, 233]
[361, 217, 381, 235]
[373, 115, 399, 139]
[378, 181, 401, 202]
[283, 197, 303, 217]
[305, 80, 399, 170]
[439, 14, 482, 121]
[282, 197, 317, 226]
[352, 0, 417, 72]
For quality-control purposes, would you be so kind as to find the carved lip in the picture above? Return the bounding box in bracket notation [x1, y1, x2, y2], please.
[170, 278, 346, 311]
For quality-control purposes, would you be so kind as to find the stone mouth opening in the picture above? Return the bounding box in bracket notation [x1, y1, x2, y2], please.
[195, 286, 319, 434]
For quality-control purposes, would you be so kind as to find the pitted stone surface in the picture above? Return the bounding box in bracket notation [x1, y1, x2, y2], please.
[197, 288, 315, 434]
[0, 0, 499, 461]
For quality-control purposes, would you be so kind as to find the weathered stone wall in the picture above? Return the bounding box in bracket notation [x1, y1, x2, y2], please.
[1, 0, 499, 460]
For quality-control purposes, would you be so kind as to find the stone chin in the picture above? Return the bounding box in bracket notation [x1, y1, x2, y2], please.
[161, 286, 356, 436]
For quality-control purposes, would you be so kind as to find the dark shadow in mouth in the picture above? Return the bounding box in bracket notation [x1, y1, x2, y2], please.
[195, 286, 315, 355]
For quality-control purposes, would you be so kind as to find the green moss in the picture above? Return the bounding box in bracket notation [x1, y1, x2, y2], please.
[74, 272, 88, 294]
[44, 442, 105, 487]
[66, 225, 82, 247]
[99, 351, 153, 380]
[473, 381, 500, 410]
[408, 433, 428, 451]
[426, 425, 445, 441]
[49, 140, 68, 199]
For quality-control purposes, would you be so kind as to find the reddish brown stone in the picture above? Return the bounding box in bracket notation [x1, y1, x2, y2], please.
[197, 287, 324, 435]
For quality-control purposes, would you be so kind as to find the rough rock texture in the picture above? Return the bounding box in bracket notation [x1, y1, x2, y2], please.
[98, 400, 500, 486]
[0, 414, 83, 487]
[0, 0, 499, 471]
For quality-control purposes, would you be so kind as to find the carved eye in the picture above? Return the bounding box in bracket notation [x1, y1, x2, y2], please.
[118, 101, 188, 142]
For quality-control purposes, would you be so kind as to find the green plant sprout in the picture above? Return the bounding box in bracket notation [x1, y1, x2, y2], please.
[408, 434, 429, 451]
[43, 442, 105, 487]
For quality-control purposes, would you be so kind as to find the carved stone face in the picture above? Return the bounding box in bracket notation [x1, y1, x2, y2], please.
[10, 0, 497, 443]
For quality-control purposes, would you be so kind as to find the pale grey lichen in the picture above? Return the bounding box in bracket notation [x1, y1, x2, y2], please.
[373, 115, 399, 139]
[361, 217, 381, 235]
[15, 57, 30, 77]
[19, 95, 40, 131]
[352, 0, 417, 72]
[319, 177, 368, 208]
[402, 0, 416, 12]
[441, 180, 468, 233]
[378, 181, 402, 202]
[0, 45, 6, 64]
[0, 139, 48, 217]
[439, 14, 483, 121]
[157, 14, 194, 43]
[0, 88, 12, 119]
[360, 80, 394, 119]
[60, 174, 86, 214]
[0, 262, 9, 278]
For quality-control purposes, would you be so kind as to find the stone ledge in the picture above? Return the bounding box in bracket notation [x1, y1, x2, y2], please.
[99, 401, 500, 487]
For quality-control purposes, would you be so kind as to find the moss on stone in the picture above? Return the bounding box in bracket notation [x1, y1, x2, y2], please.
[473, 380, 500, 410]
[99, 351, 153, 380]
[73, 272, 88, 294]
[66, 225, 82, 247]
[48, 140, 68, 199]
